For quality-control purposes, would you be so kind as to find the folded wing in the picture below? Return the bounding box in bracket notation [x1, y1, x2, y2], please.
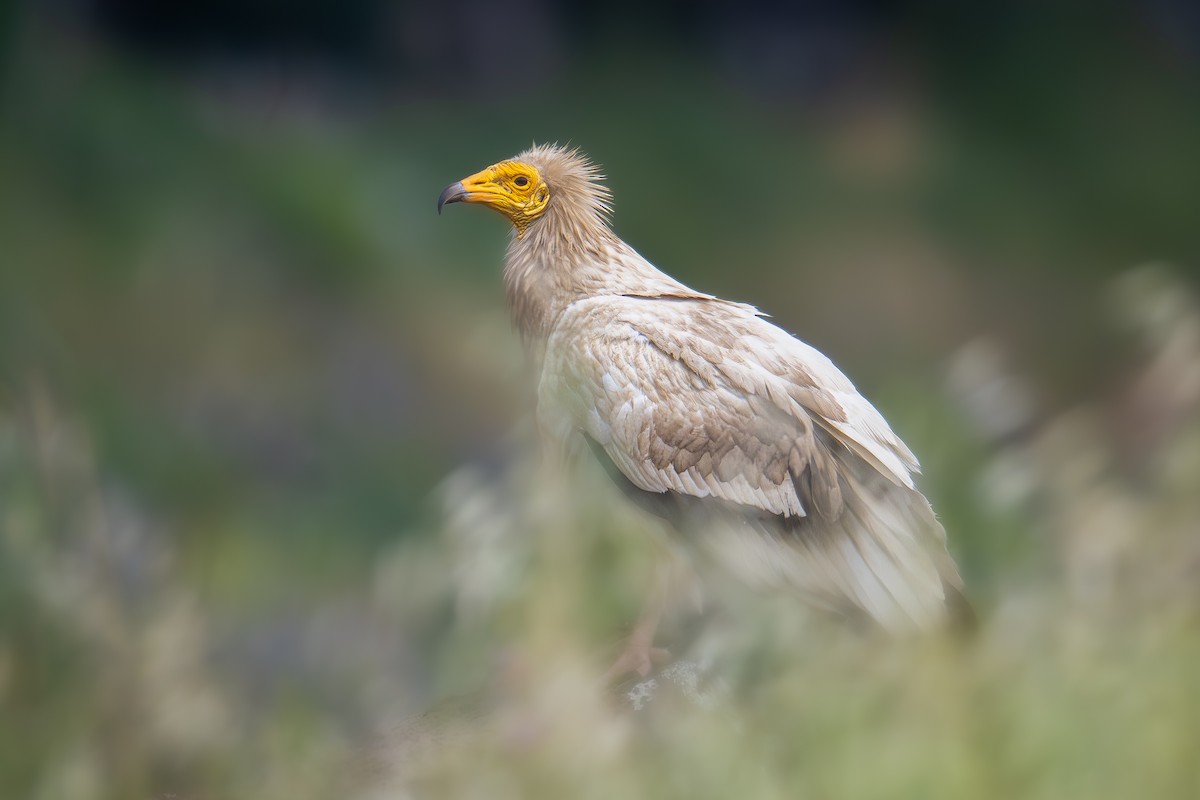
[540, 294, 960, 631]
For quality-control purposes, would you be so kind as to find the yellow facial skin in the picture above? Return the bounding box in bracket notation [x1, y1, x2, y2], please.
[437, 161, 550, 238]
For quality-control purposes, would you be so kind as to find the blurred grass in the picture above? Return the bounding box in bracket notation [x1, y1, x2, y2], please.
[2, 8, 1200, 799]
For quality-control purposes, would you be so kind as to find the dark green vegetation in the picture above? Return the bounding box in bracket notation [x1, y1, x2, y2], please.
[2, 5, 1199, 798]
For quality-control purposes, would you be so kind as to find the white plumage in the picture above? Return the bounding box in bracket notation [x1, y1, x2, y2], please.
[443, 143, 966, 637]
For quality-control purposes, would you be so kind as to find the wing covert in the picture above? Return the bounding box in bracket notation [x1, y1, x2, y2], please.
[540, 295, 906, 521]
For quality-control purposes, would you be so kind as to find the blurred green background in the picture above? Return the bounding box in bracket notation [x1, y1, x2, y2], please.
[2, 1, 1199, 797]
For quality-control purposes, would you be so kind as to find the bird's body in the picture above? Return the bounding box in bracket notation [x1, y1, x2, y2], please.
[439, 144, 964, 639]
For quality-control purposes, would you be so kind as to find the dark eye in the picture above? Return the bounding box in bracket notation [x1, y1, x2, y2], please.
[513, 176, 529, 187]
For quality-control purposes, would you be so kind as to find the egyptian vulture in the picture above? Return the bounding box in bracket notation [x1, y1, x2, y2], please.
[438, 144, 966, 677]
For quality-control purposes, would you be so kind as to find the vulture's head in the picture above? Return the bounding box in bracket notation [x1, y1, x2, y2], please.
[438, 144, 612, 238]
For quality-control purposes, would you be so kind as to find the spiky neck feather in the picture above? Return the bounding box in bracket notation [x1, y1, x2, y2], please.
[503, 145, 704, 342]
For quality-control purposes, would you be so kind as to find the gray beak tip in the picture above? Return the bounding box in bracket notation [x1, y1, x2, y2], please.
[438, 182, 467, 215]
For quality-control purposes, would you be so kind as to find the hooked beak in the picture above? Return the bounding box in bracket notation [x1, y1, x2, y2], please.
[437, 181, 467, 214]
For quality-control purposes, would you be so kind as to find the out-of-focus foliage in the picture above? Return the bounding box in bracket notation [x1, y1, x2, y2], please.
[1, 2, 1199, 798]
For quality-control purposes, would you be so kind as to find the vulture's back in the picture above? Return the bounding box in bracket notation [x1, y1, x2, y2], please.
[538, 293, 963, 633]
